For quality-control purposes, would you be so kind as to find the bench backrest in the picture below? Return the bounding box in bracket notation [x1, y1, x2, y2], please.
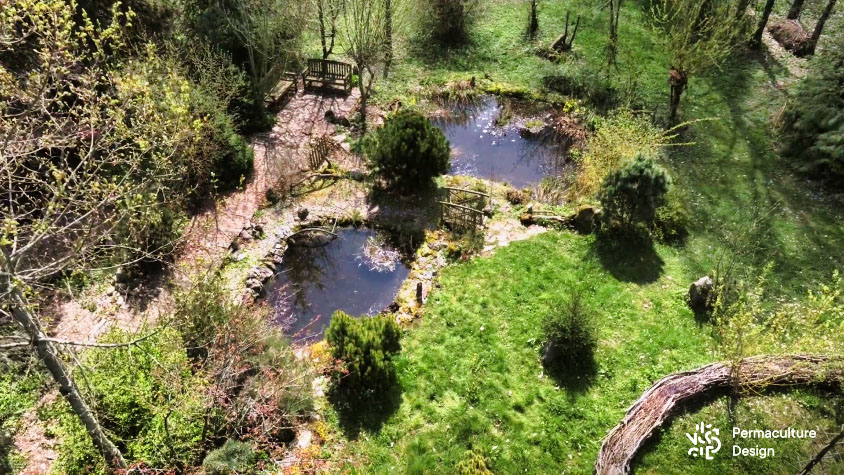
[307, 59, 352, 78]
[307, 136, 333, 170]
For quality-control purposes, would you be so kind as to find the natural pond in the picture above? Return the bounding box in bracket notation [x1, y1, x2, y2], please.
[265, 228, 411, 343]
[433, 96, 569, 188]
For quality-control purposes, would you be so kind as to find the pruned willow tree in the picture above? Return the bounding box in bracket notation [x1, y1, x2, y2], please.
[0, 0, 203, 468]
[652, 0, 747, 120]
[342, 0, 387, 130]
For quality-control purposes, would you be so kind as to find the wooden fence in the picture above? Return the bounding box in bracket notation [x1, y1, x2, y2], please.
[439, 186, 490, 235]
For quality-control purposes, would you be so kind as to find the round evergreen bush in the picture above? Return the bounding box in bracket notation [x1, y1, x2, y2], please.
[325, 312, 401, 395]
[598, 155, 671, 231]
[366, 110, 450, 190]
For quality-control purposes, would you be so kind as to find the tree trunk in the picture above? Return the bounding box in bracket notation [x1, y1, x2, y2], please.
[358, 74, 368, 132]
[736, 0, 752, 19]
[8, 289, 127, 469]
[668, 68, 687, 121]
[384, 0, 392, 78]
[750, 0, 776, 49]
[805, 0, 838, 55]
[787, 0, 805, 19]
[528, 0, 539, 39]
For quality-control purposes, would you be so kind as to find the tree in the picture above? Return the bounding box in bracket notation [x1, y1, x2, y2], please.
[803, 0, 838, 56]
[782, 33, 844, 183]
[652, 0, 745, 120]
[1, 0, 222, 468]
[528, 0, 539, 39]
[315, 0, 342, 59]
[750, 0, 777, 49]
[606, 0, 623, 69]
[787, 0, 806, 19]
[326, 312, 401, 394]
[598, 155, 671, 230]
[421, 0, 479, 44]
[365, 110, 451, 190]
[384, 0, 393, 77]
[341, 0, 387, 129]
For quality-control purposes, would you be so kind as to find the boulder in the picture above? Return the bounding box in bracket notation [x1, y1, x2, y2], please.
[688, 276, 714, 312]
[517, 118, 550, 138]
[246, 266, 274, 285]
[325, 110, 351, 127]
[572, 206, 600, 234]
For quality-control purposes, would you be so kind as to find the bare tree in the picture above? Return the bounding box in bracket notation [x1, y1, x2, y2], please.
[652, 0, 745, 120]
[342, 0, 387, 130]
[384, 0, 393, 77]
[315, 0, 342, 59]
[804, 0, 838, 56]
[750, 0, 777, 49]
[0, 1, 192, 468]
[787, 0, 806, 19]
[220, 0, 308, 94]
[606, 0, 623, 68]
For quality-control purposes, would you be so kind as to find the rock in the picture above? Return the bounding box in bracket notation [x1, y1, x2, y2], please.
[116, 294, 125, 306]
[482, 205, 494, 217]
[234, 252, 247, 262]
[114, 266, 129, 284]
[572, 206, 600, 234]
[517, 118, 550, 138]
[295, 430, 313, 450]
[245, 278, 263, 292]
[238, 229, 253, 242]
[247, 266, 274, 283]
[519, 212, 535, 226]
[297, 208, 309, 220]
[105, 285, 115, 296]
[688, 276, 714, 312]
[542, 342, 561, 368]
[325, 110, 351, 127]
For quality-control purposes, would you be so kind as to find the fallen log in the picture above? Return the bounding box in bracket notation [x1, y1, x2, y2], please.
[595, 355, 844, 475]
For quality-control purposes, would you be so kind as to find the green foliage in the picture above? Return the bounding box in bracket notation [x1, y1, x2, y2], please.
[417, 0, 480, 44]
[653, 189, 690, 243]
[0, 356, 43, 432]
[326, 312, 402, 395]
[783, 34, 844, 184]
[366, 110, 451, 190]
[571, 110, 666, 199]
[50, 328, 206, 473]
[202, 439, 257, 475]
[599, 155, 671, 231]
[542, 291, 598, 368]
[456, 449, 493, 475]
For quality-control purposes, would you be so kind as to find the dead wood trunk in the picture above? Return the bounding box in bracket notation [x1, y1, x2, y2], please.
[595, 355, 844, 475]
[8, 288, 127, 469]
[668, 67, 687, 121]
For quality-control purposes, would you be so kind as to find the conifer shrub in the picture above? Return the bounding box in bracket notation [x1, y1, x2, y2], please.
[365, 110, 450, 191]
[202, 439, 257, 475]
[782, 34, 844, 185]
[325, 312, 402, 395]
[542, 292, 597, 369]
[598, 155, 671, 231]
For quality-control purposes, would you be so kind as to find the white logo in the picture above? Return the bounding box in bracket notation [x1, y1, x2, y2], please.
[687, 422, 721, 460]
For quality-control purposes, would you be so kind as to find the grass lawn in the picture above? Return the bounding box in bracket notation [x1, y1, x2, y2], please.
[328, 231, 716, 473]
[318, 0, 844, 472]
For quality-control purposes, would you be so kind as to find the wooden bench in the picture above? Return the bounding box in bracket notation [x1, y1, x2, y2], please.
[303, 59, 352, 94]
[307, 135, 334, 170]
[264, 72, 299, 111]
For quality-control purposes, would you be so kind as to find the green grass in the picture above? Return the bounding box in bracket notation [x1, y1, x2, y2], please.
[310, 0, 844, 472]
[328, 232, 716, 473]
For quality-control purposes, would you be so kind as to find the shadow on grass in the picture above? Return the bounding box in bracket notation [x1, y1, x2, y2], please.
[543, 350, 598, 394]
[591, 231, 664, 285]
[328, 385, 403, 440]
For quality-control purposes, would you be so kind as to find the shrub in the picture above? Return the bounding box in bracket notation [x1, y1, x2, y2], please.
[542, 292, 597, 369]
[325, 312, 402, 395]
[456, 449, 493, 475]
[654, 190, 690, 243]
[418, 0, 480, 44]
[782, 34, 844, 185]
[505, 189, 526, 205]
[366, 110, 450, 190]
[570, 110, 665, 199]
[51, 328, 207, 473]
[202, 440, 257, 475]
[598, 155, 671, 231]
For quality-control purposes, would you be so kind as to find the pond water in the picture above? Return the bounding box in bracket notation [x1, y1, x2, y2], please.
[433, 96, 568, 188]
[265, 228, 410, 343]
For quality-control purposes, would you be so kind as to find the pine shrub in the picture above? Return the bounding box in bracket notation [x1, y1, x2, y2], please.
[366, 110, 450, 191]
[783, 34, 844, 184]
[598, 155, 671, 231]
[325, 312, 402, 394]
[542, 293, 597, 369]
